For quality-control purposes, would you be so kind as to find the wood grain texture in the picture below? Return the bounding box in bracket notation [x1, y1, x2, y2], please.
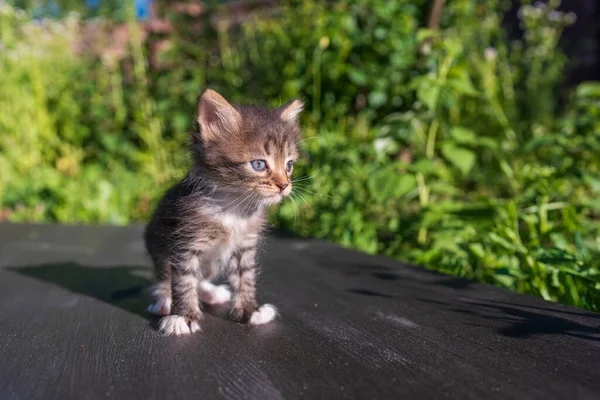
[0, 223, 598, 400]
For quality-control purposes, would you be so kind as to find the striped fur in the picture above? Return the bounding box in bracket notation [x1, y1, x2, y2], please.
[145, 89, 303, 335]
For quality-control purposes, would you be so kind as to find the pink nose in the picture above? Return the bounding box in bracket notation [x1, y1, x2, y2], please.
[275, 182, 289, 192]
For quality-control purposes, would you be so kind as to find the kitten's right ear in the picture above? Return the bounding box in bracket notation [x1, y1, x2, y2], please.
[197, 89, 241, 141]
[279, 99, 304, 123]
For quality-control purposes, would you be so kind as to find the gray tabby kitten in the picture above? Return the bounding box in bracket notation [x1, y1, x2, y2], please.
[144, 89, 303, 336]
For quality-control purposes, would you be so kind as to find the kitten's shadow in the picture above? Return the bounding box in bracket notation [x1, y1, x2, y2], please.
[9, 262, 153, 319]
[9, 262, 241, 327]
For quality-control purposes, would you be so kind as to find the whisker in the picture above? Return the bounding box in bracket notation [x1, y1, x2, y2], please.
[292, 176, 314, 183]
[291, 166, 327, 184]
[294, 186, 332, 198]
[293, 190, 320, 217]
[229, 191, 255, 214]
[250, 192, 263, 212]
[288, 193, 298, 227]
[289, 192, 307, 215]
[296, 136, 319, 146]
[224, 191, 250, 211]
[239, 193, 254, 214]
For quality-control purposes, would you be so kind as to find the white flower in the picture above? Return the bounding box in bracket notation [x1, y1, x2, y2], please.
[533, 1, 547, 11]
[485, 47, 498, 61]
[517, 6, 530, 20]
[547, 11, 561, 22]
[373, 138, 395, 154]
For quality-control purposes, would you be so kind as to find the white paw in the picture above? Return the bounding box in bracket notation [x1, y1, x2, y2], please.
[250, 304, 278, 325]
[199, 281, 232, 305]
[148, 296, 172, 316]
[158, 315, 200, 336]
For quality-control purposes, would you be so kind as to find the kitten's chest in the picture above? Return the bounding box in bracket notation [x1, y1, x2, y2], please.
[203, 211, 263, 274]
[221, 213, 261, 247]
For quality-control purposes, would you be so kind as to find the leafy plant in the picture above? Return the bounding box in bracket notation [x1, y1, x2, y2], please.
[0, 1, 598, 311]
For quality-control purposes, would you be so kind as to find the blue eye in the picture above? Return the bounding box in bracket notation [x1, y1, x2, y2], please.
[286, 160, 294, 172]
[251, 160, 267, 171]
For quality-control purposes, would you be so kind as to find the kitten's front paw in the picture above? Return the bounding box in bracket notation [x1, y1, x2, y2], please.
[249, 304, 278, 325]
[199, 281, 232, 305]
[231, 304, 278, 325]
[230, 305, 254, 323]
[158, 315, 200, 336]
[148, 296, 172, 316]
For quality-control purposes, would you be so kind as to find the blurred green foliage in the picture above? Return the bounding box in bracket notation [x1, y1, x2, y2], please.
[0, 0, 599, 311]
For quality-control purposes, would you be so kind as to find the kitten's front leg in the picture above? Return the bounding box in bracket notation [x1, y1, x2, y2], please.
[227, 247, 277, 325]
[159, 254, 203, 336]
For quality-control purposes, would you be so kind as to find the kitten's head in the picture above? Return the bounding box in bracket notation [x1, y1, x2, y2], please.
[193, 89, 303, 207]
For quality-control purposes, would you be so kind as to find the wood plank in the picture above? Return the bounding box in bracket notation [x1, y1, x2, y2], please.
[0, 223, 598, 400]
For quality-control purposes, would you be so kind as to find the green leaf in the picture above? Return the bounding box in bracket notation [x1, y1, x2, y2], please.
[448, 203, 497, 222]
[536, 248, 578, 266]
[441, 143, 476, 175]
[450, 127, 476, 144]
[417, 82, 440, 111]
[576, 82, 600, 98]
[348, 68, 368, 86]
[428, 181, 461, 195]
[550, 233, 568, 250]
[494, 274, 516, 287]
[583, 173, 600, 193]
[573, 231, 586, 262]
[488, 232, 520, 252]
[368, 168, 416, 203]
[475, 137, 499, 149]
[447, 67, 477, 95]
[416, 28, 436, 43]
[468, 243, 485, 258]
[524, 136, 555, 152]
[368, 90, 387, 108]
[447, 128, 498, 149]
[447, 76, 477, 96]
[499, 161, 514, 181]
[409, 159, 437, 174]
[395, 174, 417, 197]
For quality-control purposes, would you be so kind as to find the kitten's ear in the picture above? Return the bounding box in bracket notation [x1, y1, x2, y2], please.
[279, 99, 304, 123]
[197, 89, 241, 141]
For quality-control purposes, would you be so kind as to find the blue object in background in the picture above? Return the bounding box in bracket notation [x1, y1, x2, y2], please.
[82, 0, 154, 20]
[135, 0, 153, 20]
[85, 0, 100, 8]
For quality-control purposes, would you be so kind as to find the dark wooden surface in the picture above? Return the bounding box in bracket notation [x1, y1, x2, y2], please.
[0, 223, 599, 400]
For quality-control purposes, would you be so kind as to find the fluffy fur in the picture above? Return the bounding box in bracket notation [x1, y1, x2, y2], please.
[145, 89, 303, 335]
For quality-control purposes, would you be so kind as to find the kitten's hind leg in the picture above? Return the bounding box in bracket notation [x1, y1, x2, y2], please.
[148, 281, 172, 316]
[159, 255, 203, 336]
[148, 258, 172, 316]
[199, 280, 232, 305]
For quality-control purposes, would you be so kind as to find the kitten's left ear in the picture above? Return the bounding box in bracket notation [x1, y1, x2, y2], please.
[279, 99, 304, 123]
[197, 89, 241, 141]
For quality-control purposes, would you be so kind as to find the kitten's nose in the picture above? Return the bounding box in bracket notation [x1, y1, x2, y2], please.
[275, 181, 289, 192]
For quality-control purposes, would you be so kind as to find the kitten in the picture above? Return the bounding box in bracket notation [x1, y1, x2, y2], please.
[144, 89, 303, 336]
